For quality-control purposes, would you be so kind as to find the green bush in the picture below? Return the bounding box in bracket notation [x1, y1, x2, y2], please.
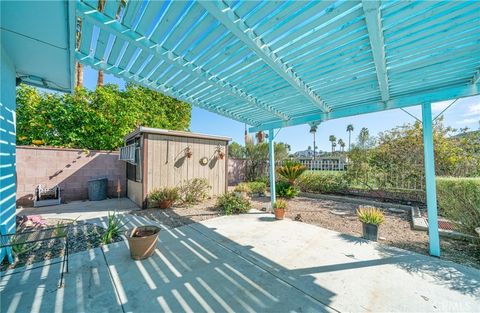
[102, 212, 124, 245]
[216, 192, 251, 215]
[234, 183, 250, 193]
[297, 171, 348, 194]
[436, 177, 480, 240]
[246, 181, 267, 195]
[276, 181, 300, 198]
[179, 178, 211, 204]
[149, 187, 179, 203]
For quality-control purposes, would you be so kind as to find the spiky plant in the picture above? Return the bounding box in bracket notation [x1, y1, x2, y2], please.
[276, 161, 307, 185]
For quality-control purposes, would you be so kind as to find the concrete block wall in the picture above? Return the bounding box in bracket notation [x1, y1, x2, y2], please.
[16, 146, 126, 206]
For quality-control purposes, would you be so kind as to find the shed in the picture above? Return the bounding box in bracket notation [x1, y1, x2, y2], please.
[120, 127, 230, 208]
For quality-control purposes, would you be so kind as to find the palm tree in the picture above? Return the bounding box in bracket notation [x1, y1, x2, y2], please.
[346, 124, 354, 151]
[338, 139, 345, 152]
[358, 127, 370, 149]
[96, 0, 106, 88]
[329, 135, 336, 153]
[75, 17, 83, 87]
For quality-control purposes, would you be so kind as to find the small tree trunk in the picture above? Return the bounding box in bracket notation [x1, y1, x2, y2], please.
[76, 62, 83, 87]
[97, 70, 104, 88]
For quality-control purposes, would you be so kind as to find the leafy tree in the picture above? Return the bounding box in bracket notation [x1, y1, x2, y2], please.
[16, 84, 191, 150]
[228, 142, 246, 158]
[243, 141, 289, 181]
[357, 127, 372, 149]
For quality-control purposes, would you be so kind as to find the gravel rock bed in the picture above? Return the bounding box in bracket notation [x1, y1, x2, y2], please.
[135, 194, 479, 269]
[1, 218, 123, 271]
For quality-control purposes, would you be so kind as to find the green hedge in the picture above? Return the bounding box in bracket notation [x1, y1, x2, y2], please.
[436, 177, 480, 239]
[297, 171, 348, 194]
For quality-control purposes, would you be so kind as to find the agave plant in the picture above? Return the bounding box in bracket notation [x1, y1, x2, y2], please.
[276, 161, 307, 185]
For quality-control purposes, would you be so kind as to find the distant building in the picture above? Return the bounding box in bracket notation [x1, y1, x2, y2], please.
[291, 149, 348, 171]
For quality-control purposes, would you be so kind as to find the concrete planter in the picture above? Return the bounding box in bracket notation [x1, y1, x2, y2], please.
[275, 208, 286, 220]
[362, 223, 379, 241]
[126, 226, 160, 260]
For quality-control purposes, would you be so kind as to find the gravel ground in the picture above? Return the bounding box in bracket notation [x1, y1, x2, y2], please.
[135, 194, 479, 269]
[1, 218, 123, 271]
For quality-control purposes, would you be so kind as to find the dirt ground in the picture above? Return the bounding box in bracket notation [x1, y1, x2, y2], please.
[133, 195, 479, 269]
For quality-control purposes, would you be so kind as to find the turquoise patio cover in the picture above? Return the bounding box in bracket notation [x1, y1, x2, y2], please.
[75, 0, 480, 132]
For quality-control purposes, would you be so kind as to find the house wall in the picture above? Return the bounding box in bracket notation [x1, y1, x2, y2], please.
[0, 47, 17, 234]
[145, 134, 227, 196]
[16, 146, 126, 206]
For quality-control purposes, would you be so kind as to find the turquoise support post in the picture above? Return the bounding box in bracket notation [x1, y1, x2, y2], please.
[421, 102, 440, 257]
[268, 129, 276, 210]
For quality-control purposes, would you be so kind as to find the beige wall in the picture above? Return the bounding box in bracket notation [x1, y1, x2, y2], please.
[16, 146, 126, 206]
[146, 134, 227, 196]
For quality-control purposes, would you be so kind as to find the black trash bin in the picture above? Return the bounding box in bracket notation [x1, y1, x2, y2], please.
[88, 178, 108, 201]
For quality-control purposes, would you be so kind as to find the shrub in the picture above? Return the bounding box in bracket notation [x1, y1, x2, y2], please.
[273, 199, 288, 210]
[179, 178, 211, 204]
[276, 161, 307, 185]
[216, 192, 251, 215]
[234, 182, 250, 193]
[102, 212, 124, 245]
[436, 177, 480, 239]
[246, 181, 267, 195]
[149, 187, 179, 203]
[357, 206, 385, 225]
[297, 171, 348, 194]
[276, 181, 300, 198]
[253, 176, 269, 187]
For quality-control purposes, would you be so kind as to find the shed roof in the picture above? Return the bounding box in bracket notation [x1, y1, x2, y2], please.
[76, 0, 480, 132]
[125, 126, 231, 142]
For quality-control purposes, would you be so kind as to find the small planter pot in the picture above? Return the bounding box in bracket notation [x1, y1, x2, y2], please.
[158, 199, 174, 209]
[126, 226, 161, 260]
[362, 223, 379, 241]
[274, 208, 286, 220]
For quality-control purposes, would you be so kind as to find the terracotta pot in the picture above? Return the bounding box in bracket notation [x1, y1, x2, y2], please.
[362, 223, 379, 241]
[274, 208, 285, 220]
[158, 199, 174, 209]
[126, 226, 160, 260]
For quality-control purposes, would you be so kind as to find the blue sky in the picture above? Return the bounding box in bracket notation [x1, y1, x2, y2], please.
[83, 66, 480, 152]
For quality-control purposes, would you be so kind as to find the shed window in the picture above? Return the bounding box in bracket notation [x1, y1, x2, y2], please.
[126, 138, 142, 182]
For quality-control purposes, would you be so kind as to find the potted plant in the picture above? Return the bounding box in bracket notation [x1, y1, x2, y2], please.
[234, 183, 250, 199]
[357, 206, 385, 241]
[149, 187, 179, 209]
[274, 199, 288, 220]
[125, 226, 161, 260]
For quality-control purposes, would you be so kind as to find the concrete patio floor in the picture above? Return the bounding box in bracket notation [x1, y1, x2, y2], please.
[1, 212, 479, 312]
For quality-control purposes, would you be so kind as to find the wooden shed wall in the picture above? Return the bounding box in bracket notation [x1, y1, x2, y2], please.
[145, 134, 227, 196]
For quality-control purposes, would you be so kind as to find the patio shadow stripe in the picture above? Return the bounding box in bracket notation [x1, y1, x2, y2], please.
[186, 223, 341, 313]
[100, 246, 127, 313]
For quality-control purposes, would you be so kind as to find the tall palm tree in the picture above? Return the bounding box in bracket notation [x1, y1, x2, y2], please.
[75, 17, 83, 87]
[329, 135, 336, 153]
[358, 127, 370, 149]
[338, 139, 345, 152]
[346, 124, 354, 151]
[96, 0, 106, 88]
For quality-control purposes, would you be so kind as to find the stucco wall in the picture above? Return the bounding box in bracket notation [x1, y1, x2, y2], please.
[16, 146, 126, 206]
[0, 47, 17, 233]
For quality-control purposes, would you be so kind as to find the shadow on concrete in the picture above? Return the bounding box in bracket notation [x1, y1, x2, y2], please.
[1, 210, 337, 313]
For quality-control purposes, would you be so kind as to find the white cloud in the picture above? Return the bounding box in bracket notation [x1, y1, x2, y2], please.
[465, 102, 480, 117]
[431, 100, 452, 113]
[456, 118, 479, 126]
